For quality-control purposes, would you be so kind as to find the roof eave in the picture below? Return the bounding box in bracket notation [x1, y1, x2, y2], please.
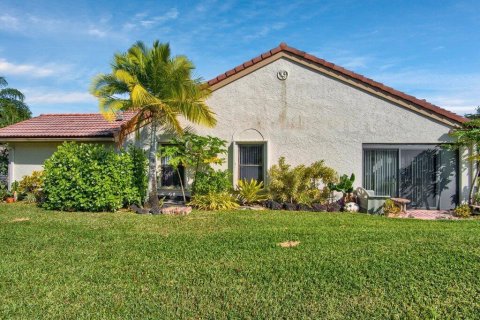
[0, 136, 115, 142]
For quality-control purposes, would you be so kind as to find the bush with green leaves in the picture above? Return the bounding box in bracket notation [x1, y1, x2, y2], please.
[189, 192, 239, 210]
[128, 145, 148, 203]
[0, 182, 8, 200]
[0, 146, 8, 177]
[236, 179, 267, 205]
[193, 170, 232, 195]
[42, 142, 144, 212]
[268, 157, 337, 205]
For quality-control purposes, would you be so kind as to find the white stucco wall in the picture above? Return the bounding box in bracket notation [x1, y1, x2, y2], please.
[188, 57, 468, 201]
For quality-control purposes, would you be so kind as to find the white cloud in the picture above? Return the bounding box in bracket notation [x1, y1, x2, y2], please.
[336, 56, 369, 69]
[87, 27, 107, 38]
[0, 14, 19, 31]
[123, 8, 179, 31]
[243, 22, 286, 41]
[25, 91, 95, 104]
[0, 58, 68, 77]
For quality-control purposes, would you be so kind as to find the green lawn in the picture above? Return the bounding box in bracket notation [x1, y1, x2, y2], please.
[1, 204, 479, 319]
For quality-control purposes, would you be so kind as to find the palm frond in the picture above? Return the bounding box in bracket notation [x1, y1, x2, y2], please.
[0, 88, 25, 101]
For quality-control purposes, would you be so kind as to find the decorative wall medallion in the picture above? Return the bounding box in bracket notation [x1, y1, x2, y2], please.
[277, 70, 288, 80]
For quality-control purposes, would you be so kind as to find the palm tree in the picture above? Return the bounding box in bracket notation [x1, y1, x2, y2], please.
[0, 76, 31, 128]
[91, 41, 216, 213]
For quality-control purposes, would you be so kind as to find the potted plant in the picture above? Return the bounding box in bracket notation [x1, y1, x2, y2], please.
[328, 173, 357, 210]
[5, 190, 15, 203]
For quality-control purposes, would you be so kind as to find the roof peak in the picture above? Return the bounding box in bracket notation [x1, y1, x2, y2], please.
[207, 43, 466, 124]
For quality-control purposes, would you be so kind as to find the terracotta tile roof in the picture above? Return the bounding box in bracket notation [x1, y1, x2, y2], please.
[0, 112, 136, 139]
[208, 42, 467, 124]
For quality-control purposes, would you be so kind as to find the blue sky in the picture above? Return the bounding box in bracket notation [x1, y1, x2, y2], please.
[0, 0, 479, 116]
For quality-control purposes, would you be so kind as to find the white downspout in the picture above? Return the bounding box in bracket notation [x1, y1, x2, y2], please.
[8, 145, 14, 190]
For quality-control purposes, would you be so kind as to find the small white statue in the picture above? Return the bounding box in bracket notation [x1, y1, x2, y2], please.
[344, 202, 359, 212]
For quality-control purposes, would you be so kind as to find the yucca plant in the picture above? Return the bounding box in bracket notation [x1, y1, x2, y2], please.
[189, 192, 239, 211]
[236, 179, 267, 205]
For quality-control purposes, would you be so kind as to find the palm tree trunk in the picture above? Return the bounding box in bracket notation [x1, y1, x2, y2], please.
[147, 120, 160, 213]
[192, 157, 201, 195]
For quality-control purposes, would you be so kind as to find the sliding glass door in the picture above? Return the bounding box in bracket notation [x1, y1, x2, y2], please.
[364, 149, 398, 197]
[363, 145, 458, 210]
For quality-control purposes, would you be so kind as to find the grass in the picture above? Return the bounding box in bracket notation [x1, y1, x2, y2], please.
[1, 203, 479, 319]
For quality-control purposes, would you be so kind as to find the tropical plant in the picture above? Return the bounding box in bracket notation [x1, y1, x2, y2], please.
[448, 119, 480, 203]
[268, 157, 337, 205]
[383, 199, 400, 216]
[189, 192, 239, 211]
[17, 170, 44, 199]
[0, 76, 31, 128]
[160, 133, 227, 199]
[91, 41, 216, 213]
[328, 173, 355, 202]
[236, 179, 267, 205]
[454, 204, 472, 218]
[42, 142, 142, 212]
[193, 170, 231, 195]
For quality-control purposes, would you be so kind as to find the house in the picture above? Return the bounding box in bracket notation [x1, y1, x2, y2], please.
[0, 43, 470, 210]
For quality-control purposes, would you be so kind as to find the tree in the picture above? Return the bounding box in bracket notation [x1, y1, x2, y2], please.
[449, 119, 480, 204]
[0, 76, 31, 128]
[91, 41, 216, 213]
[465, 106, 480, 120]
[160, 133, 227, 202]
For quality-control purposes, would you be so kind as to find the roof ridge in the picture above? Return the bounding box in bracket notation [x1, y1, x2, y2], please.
[207, 42, 467, 124]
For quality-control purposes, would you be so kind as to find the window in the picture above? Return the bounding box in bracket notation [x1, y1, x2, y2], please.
[159, 147, 185, 188]
[239, 144, 264, 182]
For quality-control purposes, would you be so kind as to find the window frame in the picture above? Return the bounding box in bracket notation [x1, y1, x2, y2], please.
[237, 142, 266, 184]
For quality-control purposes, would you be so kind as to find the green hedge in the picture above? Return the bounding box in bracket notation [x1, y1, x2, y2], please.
[42, 142, 147, 212]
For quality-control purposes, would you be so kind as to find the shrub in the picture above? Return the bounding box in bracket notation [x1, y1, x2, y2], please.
[18, 170, 44, 199]
[189, 192, 239, 210]
[383, 199, 400, 215]
[268, 157, 337, 205]
[0, 182, 8, 200]
[0, 147, 7, 177]
[193, 170, 232, 195]
[42, 142, 142, 212]
[128, 146, 148, 202]
[454, 204, 471, 218]
[236, 179, 267, 205]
